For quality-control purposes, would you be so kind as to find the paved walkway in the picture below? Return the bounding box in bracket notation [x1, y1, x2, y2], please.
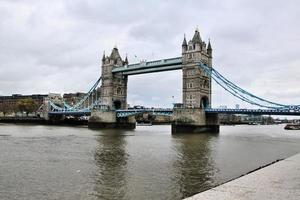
[185, 153, 300, 200]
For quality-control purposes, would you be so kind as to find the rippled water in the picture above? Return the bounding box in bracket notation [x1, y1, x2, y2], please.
[1, 124, 300, 200]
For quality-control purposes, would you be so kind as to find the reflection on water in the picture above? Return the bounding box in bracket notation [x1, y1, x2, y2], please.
[92, 130, 129, 200]
[171, 134, 218, 198]
[1, 124, 300, 200]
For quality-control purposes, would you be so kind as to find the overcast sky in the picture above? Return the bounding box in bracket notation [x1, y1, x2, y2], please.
[0, 0, 300, 108]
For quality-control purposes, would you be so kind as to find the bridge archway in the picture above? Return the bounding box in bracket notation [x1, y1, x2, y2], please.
[113, 100, 122, 110]
[200, 96, 209, 109]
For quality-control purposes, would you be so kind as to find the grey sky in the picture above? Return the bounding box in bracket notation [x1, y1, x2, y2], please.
[0, 0, 299, 108]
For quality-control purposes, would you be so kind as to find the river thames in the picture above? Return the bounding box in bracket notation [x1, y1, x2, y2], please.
[1, 124, 300, 200]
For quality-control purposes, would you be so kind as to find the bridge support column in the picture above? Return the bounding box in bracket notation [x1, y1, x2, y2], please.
[88, 110, 136, 129]
[171, 108, 219, 134]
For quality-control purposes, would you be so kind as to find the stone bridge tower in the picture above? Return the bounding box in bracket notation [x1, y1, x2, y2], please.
[100, 47, 128, 110]
[182, 29, 212, 109]
[172, 29, 219, 134]
[89, 47, 135, 129]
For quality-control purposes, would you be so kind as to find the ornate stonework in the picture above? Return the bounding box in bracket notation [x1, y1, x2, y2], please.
[182, 30, 212, 108]
[100, 47, 128, 110]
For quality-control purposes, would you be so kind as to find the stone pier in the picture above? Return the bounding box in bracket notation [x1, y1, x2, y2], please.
[88, 110, 136, 129]
[171, 108, 219, 134]
[171, 29, 219, 134]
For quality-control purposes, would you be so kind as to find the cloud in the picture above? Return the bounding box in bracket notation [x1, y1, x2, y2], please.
[0, 0, 300, 108]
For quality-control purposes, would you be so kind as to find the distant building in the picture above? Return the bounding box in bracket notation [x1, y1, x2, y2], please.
[0, 94, 47, 114]
[63, 89, 100, 106]
[219, 114, 275, 125]
[63, 92, 86, 106]
[219, 114, 242, 124]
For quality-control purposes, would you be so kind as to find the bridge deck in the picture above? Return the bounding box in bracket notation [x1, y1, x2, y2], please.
[205, 108, 300, 116]
[48, 108, 300, 117]
[48, 111, 91, 116]
[112, 57, 182, 75]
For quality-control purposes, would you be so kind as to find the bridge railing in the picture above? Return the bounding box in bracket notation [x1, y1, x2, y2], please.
[112, 57, 182, 73]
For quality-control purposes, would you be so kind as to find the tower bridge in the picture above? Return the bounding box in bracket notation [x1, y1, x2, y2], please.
[45, 29, 300, 133]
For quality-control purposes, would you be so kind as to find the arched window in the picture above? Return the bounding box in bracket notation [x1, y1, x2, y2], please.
[203, 80, 208, 88]
[117, 87, 121, 95]
[200, 96, 209, 109]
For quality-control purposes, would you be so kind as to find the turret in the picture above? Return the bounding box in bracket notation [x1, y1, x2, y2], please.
[182, 34, 187, 52]
[191, 29, 202, 51]
[192, 29, 202, 43]
[207, 40, 212, 57]
[102, 51, 106, 64]
[124, 55, 129, 65]
[109, 46, 122, 65]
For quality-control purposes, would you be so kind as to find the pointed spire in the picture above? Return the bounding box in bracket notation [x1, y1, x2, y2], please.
[207, 39, 212, 50]
[207, 39, 212, 56]
[124, 54, 129, 65]
[102, 51, 106, 61]
[182, 34, 187, 46]
[192, 28, 202, 44]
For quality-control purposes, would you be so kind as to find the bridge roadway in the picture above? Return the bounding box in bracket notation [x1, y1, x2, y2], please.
[205, 108, 300, 116]
[111, 57, 182, 75]
[48, 108, 300, 117]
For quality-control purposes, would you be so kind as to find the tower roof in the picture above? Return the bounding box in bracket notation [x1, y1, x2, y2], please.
[192, 29, 202, 44]
[124, 55, 128, 65]
[182, 35, 187, 46]
[102, 51, 106, 61]
[110, 47, 122, 60]
[207, 40, 212, 50]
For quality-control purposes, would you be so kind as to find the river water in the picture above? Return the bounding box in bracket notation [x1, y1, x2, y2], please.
[0, 124, 300, 200]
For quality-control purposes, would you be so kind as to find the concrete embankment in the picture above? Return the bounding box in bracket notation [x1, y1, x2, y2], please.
[185, 153, 300, 200]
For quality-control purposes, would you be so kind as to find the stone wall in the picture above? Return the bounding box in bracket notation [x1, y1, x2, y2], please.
[172, 108, 206, 125]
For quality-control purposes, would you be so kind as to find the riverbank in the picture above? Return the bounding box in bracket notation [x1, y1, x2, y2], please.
[0, 117, 87, 125]
[185, 152, 300, 200]
[0, 117, 47, 124]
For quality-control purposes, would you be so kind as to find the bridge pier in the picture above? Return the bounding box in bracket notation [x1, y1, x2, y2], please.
[88, 110, 136, 129]
[48, 115, 65, 125]
[171, 108, 219, 134]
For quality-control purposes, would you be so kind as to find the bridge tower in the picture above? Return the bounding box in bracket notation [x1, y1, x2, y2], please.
[89, 47, 135, 129]
[100, 47, 128, 110]
[182, 29, 212, 108]
[172, 29, 219, 133]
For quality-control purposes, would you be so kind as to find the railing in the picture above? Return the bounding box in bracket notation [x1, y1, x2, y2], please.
[205, 108, 300, 115]
[112, 57, 182, 73]
[116, 108, 173, 118]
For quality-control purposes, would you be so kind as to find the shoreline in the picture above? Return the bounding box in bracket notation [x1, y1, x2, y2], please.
[0, 117, 87, 126]
[185, 152, 300, 200]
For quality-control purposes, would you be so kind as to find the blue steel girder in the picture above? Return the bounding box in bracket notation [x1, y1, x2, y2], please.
[112, 57, 182, 75]
[205, 108, 300, 116]
[48, 111, 91, 116]
[116, 109, 173, 118]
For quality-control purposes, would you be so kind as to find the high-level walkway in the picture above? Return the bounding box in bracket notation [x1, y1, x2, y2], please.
[185, 153, 300, 200]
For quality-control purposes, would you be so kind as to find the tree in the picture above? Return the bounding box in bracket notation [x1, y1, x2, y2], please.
[16, 98, 38, 116]
[0, 103, 13, 117]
